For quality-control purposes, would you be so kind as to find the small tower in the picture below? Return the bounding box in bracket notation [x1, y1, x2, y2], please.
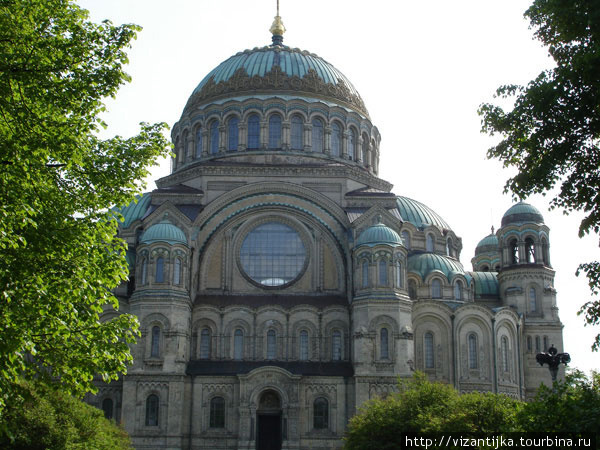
[496, 202, 563, 398]
[471, 227, 500, 272]
[351, 215, 413, 405]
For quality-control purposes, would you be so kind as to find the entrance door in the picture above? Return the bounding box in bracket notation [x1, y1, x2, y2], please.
[256, 414, 281, 450]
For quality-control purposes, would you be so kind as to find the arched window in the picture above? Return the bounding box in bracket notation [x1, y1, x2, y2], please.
[468, 333, 478, 369]
[331, 122, 342, 156]
[378, 259, 387, 286]
[227, 116, 239, 151]
[332, 330, 342, 361]
[509, 238, 519, 264]
[155, 256, 164, 283]
[501, 336, 509, 372]
[424, 332, 434, 368]
[209, 397, 225, 428]
[481, 265, 489, 272]
[312, 118, 324, 152]
[362, 261, 369, 288]
[200, 328, 211, 359]
[313, 397, 328, 429]
[209, 120, 219, 154]
[268, 114, 282, 149]
[145, 394, 159, 426]
[362, 134, 369, 164]
[182, 131, 189, 162]
[141, 258, 148, 285]
[348, 128, 357, 160]
[543, 336, 549, 352]
[396, 262, 403, 288]
[195, 127, 203, 158]
[247, 114, 260, 149]
[291, 115, 303, 150]
[527, 335, 532, 352]
[173, 257, 181, 285]
[408, 279, 417, 300]
[525, 237, 535, 263]
[150, 326, 160, 358]
[380, 328, 389, 359]
[529, 287, 537, 313]
[299, 330, 309, 361]
[234, 329, 243, 360]
[446, 238, 453, 257]
[401, 231, 411, 249]
[431, 279, 442, 299]
[266, 329, 276, 359]
[454, 281, 463, 300]
[426, 233, 435, 252]
[102, 398, 113, 420]
[494, 265, 501, 271]
[541, 238, 549, 265]
[535, 335, 541, 353]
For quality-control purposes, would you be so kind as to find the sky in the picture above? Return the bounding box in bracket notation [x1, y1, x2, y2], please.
[77, 0, 599, 375]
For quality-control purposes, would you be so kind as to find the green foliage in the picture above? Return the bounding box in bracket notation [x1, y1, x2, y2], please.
[343, 373, 520, 450]
[519, 370, 600, 436]
[0, 0, 170, 412]
[478, 0, 600, 349]
[0, 379, 132, 450]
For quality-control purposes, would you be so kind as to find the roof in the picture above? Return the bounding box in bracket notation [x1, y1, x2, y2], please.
[501, 202, 544, 227]
[396, 196, 451, 230]
[116, 194, 151, 229]
[356, 223, 403, 247]
[467, 271, 499, 298]
[187, 44, 368, 116]
[407, 253, 464, 281]
[475, 233, 499, 255]
[140, 219, 187, 246]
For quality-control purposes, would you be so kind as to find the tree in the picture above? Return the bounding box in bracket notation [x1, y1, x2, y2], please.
[343, 373, 520, 450]
[478, 0, 600, 349]
[0, 0, 170, 412]
[0, 379, 133, 450]
[519, 370, 600, 439]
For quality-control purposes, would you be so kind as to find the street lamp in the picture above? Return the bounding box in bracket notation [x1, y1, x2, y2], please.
[536, 345, 570, 382]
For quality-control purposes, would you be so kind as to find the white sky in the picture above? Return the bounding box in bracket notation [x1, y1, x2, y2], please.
[78, 0, 599, 375]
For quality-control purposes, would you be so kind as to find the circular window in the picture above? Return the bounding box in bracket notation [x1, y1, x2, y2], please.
[240, 222, 307, 287]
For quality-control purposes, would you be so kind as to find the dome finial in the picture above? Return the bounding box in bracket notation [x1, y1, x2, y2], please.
[270, 0, 286, 45]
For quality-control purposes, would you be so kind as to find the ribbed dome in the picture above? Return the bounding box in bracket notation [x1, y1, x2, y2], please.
[116, 194, 151, 228]
[140, 220, 187, 246]
[475, 233, 499, 256]
[501, 202, 544, 227]
[186, 44, 368, 117]
[397, 197, 451, 230]
[356, 223, 403, 247]
[407, 253, 464, 281]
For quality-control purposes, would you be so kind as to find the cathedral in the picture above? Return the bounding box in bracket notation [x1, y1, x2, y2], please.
[88, 12, 564, 450]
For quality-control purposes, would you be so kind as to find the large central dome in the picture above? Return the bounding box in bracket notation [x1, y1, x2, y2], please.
[185, 44, 368, 118]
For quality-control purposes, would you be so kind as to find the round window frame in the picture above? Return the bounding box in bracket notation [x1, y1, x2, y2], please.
[235, 217, 311, 290]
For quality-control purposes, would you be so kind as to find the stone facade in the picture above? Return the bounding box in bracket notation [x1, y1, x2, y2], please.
[86, 31, 564, 450]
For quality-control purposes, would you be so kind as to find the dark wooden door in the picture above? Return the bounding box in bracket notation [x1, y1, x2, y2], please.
[256, 414, 281, 450]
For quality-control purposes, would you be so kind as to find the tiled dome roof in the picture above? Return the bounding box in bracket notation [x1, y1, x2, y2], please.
[407, 253, 464, 282]
[396, 196, 451, 230]
[475, 233, 499, 255]
[140, 220, 187, 246]
[186, 44, 368, 117]
[356, 223, 403, 247]
[501, 202, 544, 227]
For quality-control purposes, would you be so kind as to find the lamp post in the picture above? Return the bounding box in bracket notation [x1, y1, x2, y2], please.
[536, 345, 570, 383]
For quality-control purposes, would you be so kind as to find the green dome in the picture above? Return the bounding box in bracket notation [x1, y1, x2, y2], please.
[140, 220, 187, 246]
[475, 233, 499, 256]
[187, 43, 368, 117]
[115, 194, 151, 229]
[356, 223, 402, 247]
[407, 253, 464, 282]
[466, 271, 499, 298]
[501, 202, 544, 227]
[396, 197, 451, 230]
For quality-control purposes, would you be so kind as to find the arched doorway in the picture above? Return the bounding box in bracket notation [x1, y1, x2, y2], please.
[256, 390, 282, 450]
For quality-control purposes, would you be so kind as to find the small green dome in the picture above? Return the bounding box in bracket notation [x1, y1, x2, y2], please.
[501, 202, 544, 227]
[140, 220, 187, 246]
[356, 223, 402, 247]
[467, 271, 499, 298]
[407, 253, 465, 282]
[475, 233, 499, 256]
[115, 193, 151, 229]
